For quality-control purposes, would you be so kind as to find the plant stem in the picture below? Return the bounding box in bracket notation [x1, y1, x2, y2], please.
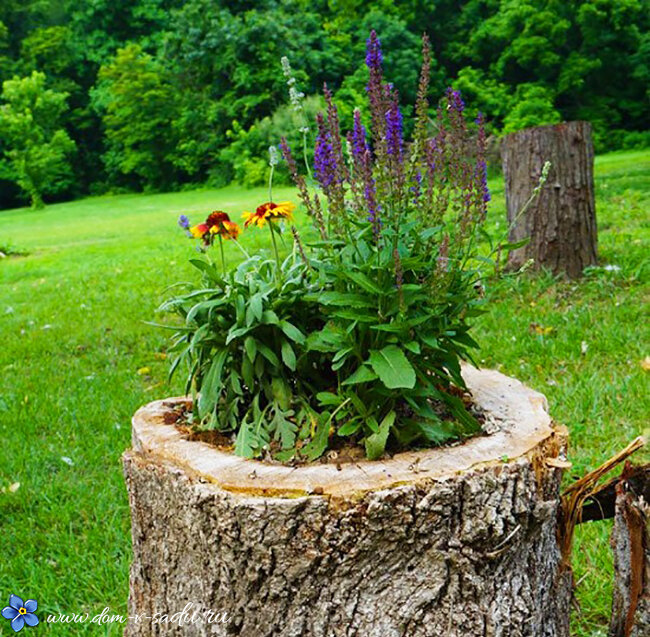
[218, 235, 226, 275]
[302, 129, 312, 179]
[232, 239, 250, 259]
[268, 222, 281, 276]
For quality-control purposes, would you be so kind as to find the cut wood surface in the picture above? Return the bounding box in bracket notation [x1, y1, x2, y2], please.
[124, 366, 572, 636]
[130, 365, 557, 498]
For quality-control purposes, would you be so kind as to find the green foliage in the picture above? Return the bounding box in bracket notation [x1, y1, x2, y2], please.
[219, 96, 324, 188]
[93, 44, 179, 190]
[0, 0, 648, 208]
[162, 37, 491, 461]
[162, 253, 330, 460]
[0, 70, 76, 208]
[502, 84, 562, 134]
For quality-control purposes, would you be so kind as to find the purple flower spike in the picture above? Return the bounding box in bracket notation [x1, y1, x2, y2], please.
[365, 30, 383, 71]
[314, 114, 336, 192]
[446, 87, 465, 114]
[475, 112, 491, 204]
[178, 214, 190, 229]
[385, 100, 403, 159]
[352, 110, 368, 159]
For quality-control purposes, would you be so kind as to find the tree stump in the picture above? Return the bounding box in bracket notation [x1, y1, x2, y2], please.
[501, 121, 597, 278]
[123, 366, 572, 636]
[609, 463, 650, 637]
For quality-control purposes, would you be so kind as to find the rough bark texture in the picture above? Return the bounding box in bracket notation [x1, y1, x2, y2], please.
[501, 121, 597, 278]
[610, 464, 650, 637]
[123, 368, 572, 637]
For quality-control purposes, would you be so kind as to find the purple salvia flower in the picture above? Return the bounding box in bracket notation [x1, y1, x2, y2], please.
[314, 113, 336, 192]
[365, 30, 383, 70]
[323, 83, 348, 184]
[352, 109, 368, 159]
[446, 88, 465, 114]
[365, 30, 388, 160]
[475, 112, 491, 205]
[477, 160, 490, 203]
[410, 171, 422, 204]
[385, 98, 403, 159]
[178, 214, 190, 229]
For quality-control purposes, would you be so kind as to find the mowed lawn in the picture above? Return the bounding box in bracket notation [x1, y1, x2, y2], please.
[0, 151, 648, 635]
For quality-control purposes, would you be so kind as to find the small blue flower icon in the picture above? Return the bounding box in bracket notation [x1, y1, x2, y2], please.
[2, 595, 38, 632]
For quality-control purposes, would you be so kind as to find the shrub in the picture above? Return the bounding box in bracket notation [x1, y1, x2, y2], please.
[162, 32, 493, 462]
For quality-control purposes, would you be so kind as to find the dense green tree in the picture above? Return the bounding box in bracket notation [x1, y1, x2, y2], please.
[0, 71, 76, 208]
[0, 0, 648, 208]
[93, 44, 179, 190]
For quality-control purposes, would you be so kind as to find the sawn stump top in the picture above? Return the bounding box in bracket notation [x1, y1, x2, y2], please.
[131, 365, 558, 497]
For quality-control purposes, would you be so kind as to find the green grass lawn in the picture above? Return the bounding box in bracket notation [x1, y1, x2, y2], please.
[1, 152, 648, 635]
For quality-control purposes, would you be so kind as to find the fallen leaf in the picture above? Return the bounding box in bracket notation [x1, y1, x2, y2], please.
[137, 366, 151, 375]
[154, 352, 167, 360]
[641, 357, 650, 371]
[8, 482, 20, 493]
[529, 323, 555, 336]
[581, 341, 588, 355]
[61, 456, 74, 466]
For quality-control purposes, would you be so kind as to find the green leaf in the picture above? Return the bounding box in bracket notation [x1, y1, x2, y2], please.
[279, 320, 306, 344]
[272, 408, 298, 449]
[261, 310, 279, 325]
[257, 343, 280, 368]
[306, 323, 347, 353]
[197, 349, 228, 418]
[315, 291, 375, 307]
[342, 365, 378, 385]
[244, 336, 257, 362]
[226, 325, 252, 344]
[341, 270, 383, 294]
[271, 378, 292, 410]
[234, 419, 261, 458]
[365, 411, 395, 460]
[368, 346, 416, 389]
[280, 339, 296, 371]
[316, 391, 341, 406]
[241, 355, 254, 388]
[337, 420, 362, 436]
[404, 341, 421, 354]
[301, 414, 331, 461]
[499, 237, 530, 251]
[246, 294, 263, 326]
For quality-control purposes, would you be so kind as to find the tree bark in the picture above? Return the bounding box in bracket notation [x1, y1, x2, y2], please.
[501, 121, 597, 278]
[123, 367, 572, 637]
[609, 463, 650, 637]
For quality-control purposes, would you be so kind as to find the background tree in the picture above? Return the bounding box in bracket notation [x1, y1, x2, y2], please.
[0, 0, 647, 209]
[0, 71, 76, 208]
[93, 44, 179, 190]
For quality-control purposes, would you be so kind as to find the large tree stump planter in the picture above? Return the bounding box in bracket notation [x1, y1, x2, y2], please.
[123, 366, 572, 637]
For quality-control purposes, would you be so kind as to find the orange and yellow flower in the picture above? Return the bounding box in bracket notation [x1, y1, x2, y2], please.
[190, 223, 209, 239]
[242, 201, 296, 228]
[210, 219, 241, 240]
[205, 210, 241, 240]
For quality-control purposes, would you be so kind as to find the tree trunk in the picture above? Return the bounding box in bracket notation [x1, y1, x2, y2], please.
[123, 366, 572, 637]
[610, 463, 650, 637]
[501, 121, 597, 278]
